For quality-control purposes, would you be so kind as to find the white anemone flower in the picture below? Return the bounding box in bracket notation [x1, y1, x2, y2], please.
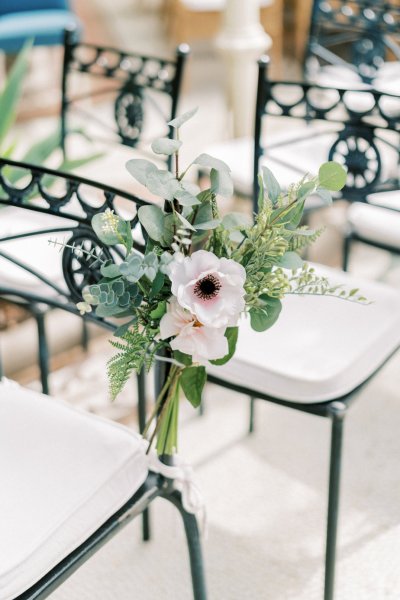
[160, 299, 228, 365]
[168, 249, 246, 328]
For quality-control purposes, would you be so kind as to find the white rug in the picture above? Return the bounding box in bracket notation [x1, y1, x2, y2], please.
[42, 344, 400, 600]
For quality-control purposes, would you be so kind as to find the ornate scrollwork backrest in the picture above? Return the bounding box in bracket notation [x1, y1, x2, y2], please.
[0, 159, 148, 312]
[61, 30, 190, 154]
[253, 58, 400, 206]
[306, 0, 400, 82]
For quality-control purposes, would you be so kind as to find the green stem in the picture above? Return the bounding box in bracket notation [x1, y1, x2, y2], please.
[142, 365, 178, 437]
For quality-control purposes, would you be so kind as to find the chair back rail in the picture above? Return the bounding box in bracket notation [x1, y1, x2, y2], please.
[60, 27, 190, 164]
[305, 0, 400, 82]
[253, 56, 400, 208]
[0, 158, 148, 312]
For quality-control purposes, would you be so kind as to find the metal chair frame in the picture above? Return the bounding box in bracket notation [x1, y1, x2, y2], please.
[305, 0, 400, 83]
[252, 56, 400, 213]
[0, 158, 206, 600]
[60, 27, 190, 164]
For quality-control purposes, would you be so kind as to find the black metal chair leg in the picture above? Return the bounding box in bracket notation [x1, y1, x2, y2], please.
[34, 310, 50, 395]
[324, 401, 347, 600]
[342, 233, 352, 272]
[137, 368, 151, 541]
[81, 320, 90, 352]
[249, 396, 256, 433]
[165, 490, 207, 600]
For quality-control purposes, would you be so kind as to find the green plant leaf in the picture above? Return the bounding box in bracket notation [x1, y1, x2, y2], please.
[150, 300, 166, 319]
[195, 219, 221, 230]
[92, 212, 124, 245]
[193, 153, 231, 172]
[151, 137, 182, 155]
[173, 350, 192, 366]
[316, 187, 333, 205]
[100, 263, 120, 278]
[0, 40, 32, 148]
[250, 297, 282, 332]
[161, 213, 175, 246]
[222, 212, 252, 230]
[318, 162, 347, 191]
[210, 327, 238, 366]
[138, 204, 165, 242]
[146, 170, 180, 200]
[114, 318, 137, 338]
[210, 167, 233, 197]
[150, 271, 165, 298]
[277, 251, 303, 270]
[262, 166, 281, 203]
[297, 180, 316, 201]
[126, 158, 158, 185]
[180, 366, 206, 408]
[174, 187, 201, 206]
[168, 107, 198, 129]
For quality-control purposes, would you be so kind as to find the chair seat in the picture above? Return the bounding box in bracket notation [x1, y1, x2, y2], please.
[180, 0, 272, 10]
[208, 264, 400, 403]
[0, 10, 81, 53]
[309, 62, 400, 95]
[0, 381, 148, 600]
[348, 200, 400, 249]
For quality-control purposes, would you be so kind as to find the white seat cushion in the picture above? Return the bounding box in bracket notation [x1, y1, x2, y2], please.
[208, 265, 400, 403]
[348, 201, 400, 249]
[180, 0, 272, 11]
[367, 190, 400, 211]
[0, 381, 148, 600]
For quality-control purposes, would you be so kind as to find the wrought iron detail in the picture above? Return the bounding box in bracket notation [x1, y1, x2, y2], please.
[114, 83, 144, 146]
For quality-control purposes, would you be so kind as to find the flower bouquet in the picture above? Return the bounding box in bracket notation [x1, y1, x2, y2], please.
[77, 108, 359, 457]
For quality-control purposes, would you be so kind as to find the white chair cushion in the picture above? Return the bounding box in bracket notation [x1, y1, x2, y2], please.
[208, 265, 400, 403]
[0, 381, 148, 600]
[367, 190, 400, 211]
[181, 0, 272, 11]
[348, 201, 400, 249]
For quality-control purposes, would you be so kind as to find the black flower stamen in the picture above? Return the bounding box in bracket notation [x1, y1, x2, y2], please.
[194, 274, 221, 300]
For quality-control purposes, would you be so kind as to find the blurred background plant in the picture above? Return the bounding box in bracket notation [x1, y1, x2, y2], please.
[0, 40, 100, 186]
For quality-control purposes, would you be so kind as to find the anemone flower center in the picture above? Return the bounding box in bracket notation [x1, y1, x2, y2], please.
[194, 274, 221, 300]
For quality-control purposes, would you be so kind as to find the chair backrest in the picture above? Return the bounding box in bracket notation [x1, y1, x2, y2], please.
[305, 0, 400, 83]
[60, 29, 190, 167]
[0, 158, 148, 324]
[253, 56, 400, 211]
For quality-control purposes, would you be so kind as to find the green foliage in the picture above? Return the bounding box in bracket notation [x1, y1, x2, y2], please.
[249, 296, 282, 332]
[210, 327, 238, 366]
[180, 366, 207, 408]
[318, 161, 347, 191]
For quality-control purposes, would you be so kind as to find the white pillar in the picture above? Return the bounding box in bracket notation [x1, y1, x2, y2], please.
[216, 0, 271, 137]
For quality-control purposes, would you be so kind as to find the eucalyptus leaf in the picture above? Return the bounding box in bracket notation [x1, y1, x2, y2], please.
[193, 153, 231, 173]
[151, 137, 182, 155]
[146, 170, 180, 200]
[138, 205, 165, 242]
[177, 211, 196, 231]
[150, 300, 167, 319]
[92, 212, 122, 245]
[126, 158, 158, 186]
[222, 212, 252, 230]
[168, 107, 198, 129]
[181, 181, 201, 196]
[297, 180, 316, 200]
[318, 161, 347, 191]
[100, 263, 120, 278]
[195, 219, 221, 230]
[161, 213, 175, 246]
[262, 166, 281, 203]
[180, 366, 206, 408]
[250, 297, 282, 332]
[210, 167, 233, 197]
[95, 303, 129, 317]
[277, 251, 303, 270]
[316, 187, 333, 205]
[210, 327, 238, 366]
[174, 187, 201, 206]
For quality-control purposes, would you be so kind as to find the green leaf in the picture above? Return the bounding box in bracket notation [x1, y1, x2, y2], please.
[277, 251, 303, 270]
[177, 211, 196, 231]
[0, 40, 32, 148]
[151, 137, 182, 155]
[95, 303, 130, 317]
[250, 297, 282, 332]
[257, 174, 264, 211]
[180, 366, 206, 408]
[297, 180, 316, 201]
[168, 107, 198, 129]
[138, 205, 165, 242]
[195, 219, 221, 230]
[173, 350, 192, 366]
[161, 213, 175, 246]
[193, 153, 231, 172]
[222, 212, 252, 230]
[262, 166, 281, 203]
[150, 271, 165, 298]
[210, 167, 233, 197]
[92, 212, 124, 245]
[210, 327, 238, 366]
[174, 187, 201, 207]
[126, 158, 158, 185]
[318, 162, 347, 192]
[150, 300, 166, 319]
[21, 130, 60, 165]
[316, 187, 333, 205]
[114, 318, 137, 337]
[146, 170, 180, 200]
[100, 263, 120, 278]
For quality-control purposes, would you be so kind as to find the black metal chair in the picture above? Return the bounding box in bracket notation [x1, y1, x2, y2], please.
[304, 0, 400, 90]
[60, 26, 190, 166]
[193, 62, 400, 600]
[0, 158, 206, 600]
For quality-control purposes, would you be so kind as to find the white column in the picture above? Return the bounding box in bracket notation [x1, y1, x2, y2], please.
[216, 0, 271, 137]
